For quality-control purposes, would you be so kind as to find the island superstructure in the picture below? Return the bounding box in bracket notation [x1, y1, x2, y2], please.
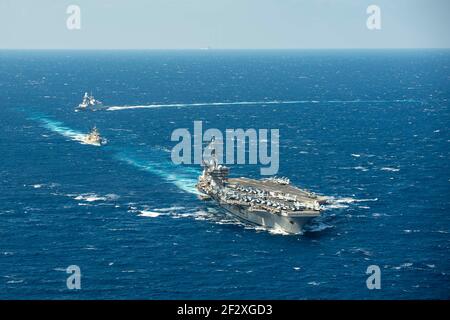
[196, 140, 327, 234]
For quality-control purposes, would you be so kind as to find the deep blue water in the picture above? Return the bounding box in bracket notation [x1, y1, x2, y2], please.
[0, 50, 449, 299]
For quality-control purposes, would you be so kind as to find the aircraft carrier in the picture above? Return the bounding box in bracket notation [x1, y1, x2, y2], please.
[196, 141, 328, 234]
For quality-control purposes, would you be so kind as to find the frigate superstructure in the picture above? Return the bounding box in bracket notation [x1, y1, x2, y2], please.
[76, 92, 103, 111]
[82, 126, 107, 146]
[196, 139, 327, 234]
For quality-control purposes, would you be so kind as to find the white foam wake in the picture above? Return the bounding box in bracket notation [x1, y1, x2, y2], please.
[30, 115, 87, 144]
[29, 114, 199, 195]
[114, 152, 199, 195]
[106, 98, 418, 111]
[106, 100, 312, 111]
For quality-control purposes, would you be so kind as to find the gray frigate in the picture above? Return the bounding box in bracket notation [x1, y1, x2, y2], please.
[76, 92, 103, 111]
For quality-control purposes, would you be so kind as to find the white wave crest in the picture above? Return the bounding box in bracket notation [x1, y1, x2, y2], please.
[73, 193, 119, 202]
[326, 197, 378, 204]
[138, 210, 161, 218]
[154, 206, 186, 212]
[380, 167, 400, 172]
[321, 196, 378, 210]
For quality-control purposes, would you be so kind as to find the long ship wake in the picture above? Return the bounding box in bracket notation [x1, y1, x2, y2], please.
[29, 113, 199, 194]
[28, 114, 87, 143]
[105, 98, 418, 111]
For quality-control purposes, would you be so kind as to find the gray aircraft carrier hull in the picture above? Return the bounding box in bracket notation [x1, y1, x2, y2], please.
[215, 197, 316, 234]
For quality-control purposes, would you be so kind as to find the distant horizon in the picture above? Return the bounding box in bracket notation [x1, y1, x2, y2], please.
[1, 0, 449, 50]
[2, 48, 450, 51]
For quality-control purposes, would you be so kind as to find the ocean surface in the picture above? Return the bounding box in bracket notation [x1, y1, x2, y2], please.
[0, 50, 449, 299]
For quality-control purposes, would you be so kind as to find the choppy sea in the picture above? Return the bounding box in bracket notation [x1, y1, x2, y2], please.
[0, 50, 449, 299]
